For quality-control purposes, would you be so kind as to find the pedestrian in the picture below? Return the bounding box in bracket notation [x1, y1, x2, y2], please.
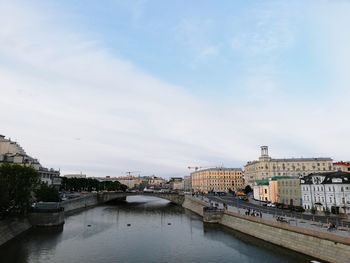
[259, 211, 262, 218]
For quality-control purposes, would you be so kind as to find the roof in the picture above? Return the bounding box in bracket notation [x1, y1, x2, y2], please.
[334, 161, 350, 167]
[246, 157, 332, 166]
[322, 172, 350, 184]
[192, 167, 242, 173]
[301, 171, 350, 184]
[255, 179, 269, 185]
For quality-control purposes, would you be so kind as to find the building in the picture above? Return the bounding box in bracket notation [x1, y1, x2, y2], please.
[147, 176, 166, 187]
[64, 173, 87, 179]
[277, 177, 301, 206]
[115, 176, 143, 189]
[253, 179, 270, 202]
[0, 135, 60, 186]
[334, 161, 350, 173]
[169, 177, 184, 191]
[244, 146, 333, 186]
[183, 175, 192, 192]
[191, 168, 244, 193]
[253, 176, 301, 206]
[301, 172, 350, 214]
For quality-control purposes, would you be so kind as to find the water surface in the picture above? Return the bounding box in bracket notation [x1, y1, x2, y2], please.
[0, 196, 315, 263]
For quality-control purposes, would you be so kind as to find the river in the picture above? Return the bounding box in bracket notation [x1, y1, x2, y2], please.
[0, 196, 315, 263]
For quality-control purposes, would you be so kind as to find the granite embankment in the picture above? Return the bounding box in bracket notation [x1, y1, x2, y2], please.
[0, 219, 32, 247]
[182, 196, 350, 263]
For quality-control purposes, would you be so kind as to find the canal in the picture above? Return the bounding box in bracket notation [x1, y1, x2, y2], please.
[0, 196, 316, 263]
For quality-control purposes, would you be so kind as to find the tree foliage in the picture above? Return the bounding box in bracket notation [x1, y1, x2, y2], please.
[35, 183, 60, 202]
[0, 164, 40, 217]
[60, 177, 127, 192]
[244, 185, 253, 194]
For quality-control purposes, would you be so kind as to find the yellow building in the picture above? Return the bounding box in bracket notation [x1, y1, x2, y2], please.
[245, 146, 333, 186]
[191, 168, 244, 193]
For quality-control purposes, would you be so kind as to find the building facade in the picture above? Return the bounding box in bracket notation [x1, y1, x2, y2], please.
[191, 168, 244, 193]
[244, 146, 333, 186]
[0, 135, 60, 186]
[334, 161, 350, 173]
[301, 172, 350, 214]
[183, 175, 192, 192]
[169, 177, 184, 191]
[253, 177, 301, 206]
[277, 178, 301, 206]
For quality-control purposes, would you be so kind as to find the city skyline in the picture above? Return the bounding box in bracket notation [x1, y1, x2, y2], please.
[1, 1, 350, 177]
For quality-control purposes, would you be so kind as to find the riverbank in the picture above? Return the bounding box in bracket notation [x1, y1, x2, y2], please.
[183, 196, 350, 263]
[0, 219, 32, 247]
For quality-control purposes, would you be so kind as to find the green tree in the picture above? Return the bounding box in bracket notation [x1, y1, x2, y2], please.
[35, 183, 60, 202]
[0, 164, 40, 216]
[244, 185, 253, 194]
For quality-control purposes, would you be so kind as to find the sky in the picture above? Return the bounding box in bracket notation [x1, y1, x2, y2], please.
[1, 0, 350, 178]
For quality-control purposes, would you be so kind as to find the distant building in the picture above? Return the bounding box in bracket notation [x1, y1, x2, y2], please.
[184, 175, 192, 192]
[301, 171, 350, 214]
[253, 176, 301, 206]
[333, 161, 350, 173]
[277, 178, 301, 206]
[147, 176, 166, 187]
[244, 146, 333, 186]
[115, 176, 142, 189]
[0, 135, 60, 186]
[191, 168, 244, 193]
[169, 177, 184, 191]
[64, 173, 87, 179]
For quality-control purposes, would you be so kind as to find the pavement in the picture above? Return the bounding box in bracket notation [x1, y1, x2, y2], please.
[192, 194, 350, 238]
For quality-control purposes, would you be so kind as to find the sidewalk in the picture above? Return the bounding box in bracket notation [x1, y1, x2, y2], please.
[193, 195, 350, 238]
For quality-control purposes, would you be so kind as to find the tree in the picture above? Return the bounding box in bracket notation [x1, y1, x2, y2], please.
[0, 164, 40, 216]
[35, 183, 60, 202]
[244, 185, 253, 195]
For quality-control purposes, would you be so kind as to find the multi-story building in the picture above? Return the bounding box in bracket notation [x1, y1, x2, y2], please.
[191, 168, 244, 193]
[64, 173, 87, 179]
[277, 178, 301, 206]
[169, 177, 184, 191]
[334, 161, 350, 173]
[147, 176, 166, 187]
[0, 135, 60, 186]
[253, 176, 301, 206]
[244, 146, 333, 186]
[301, 171, 350, 214]
[183, 175, 192, 192]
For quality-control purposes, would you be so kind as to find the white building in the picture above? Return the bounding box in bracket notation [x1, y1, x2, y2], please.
[301, 172, 350, 215]
[0, 135, 60, 186]
[64, 173, 87, 179]
[244, 146, 333, 186]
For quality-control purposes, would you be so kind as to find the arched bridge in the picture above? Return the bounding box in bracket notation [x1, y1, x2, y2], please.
[98, 192, 185, 205]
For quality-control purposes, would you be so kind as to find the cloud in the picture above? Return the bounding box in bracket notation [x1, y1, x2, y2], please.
[1, 1, 350, 179]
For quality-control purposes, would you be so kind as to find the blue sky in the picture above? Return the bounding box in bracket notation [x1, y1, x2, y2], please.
[1, 1, 350, 178]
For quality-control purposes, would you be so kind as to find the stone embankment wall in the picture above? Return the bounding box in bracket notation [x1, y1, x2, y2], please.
[182, 196, 207, 216]
[182, 196, 350, 263]
[0, 219, 31, 247]
[61, 193, 99, 214]
[28, 211, 65, 227]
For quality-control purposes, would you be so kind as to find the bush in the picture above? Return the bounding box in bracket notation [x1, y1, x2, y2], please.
[35, 184, 60, 202]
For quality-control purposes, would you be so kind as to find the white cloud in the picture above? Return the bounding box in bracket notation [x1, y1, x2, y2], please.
[0, 1, 350, 179]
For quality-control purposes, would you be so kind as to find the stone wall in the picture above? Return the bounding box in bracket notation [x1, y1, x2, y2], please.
[61, 194, 99, 214]
[182, 196, 350, 263]
[182, 196, 207, 216]
[0, 219, 31, 247]
[220, 212, 350, 263]
[28, 211, 65, 227]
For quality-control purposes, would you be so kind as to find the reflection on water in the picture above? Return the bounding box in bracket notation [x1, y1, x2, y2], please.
[0, 196, 315, 263]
